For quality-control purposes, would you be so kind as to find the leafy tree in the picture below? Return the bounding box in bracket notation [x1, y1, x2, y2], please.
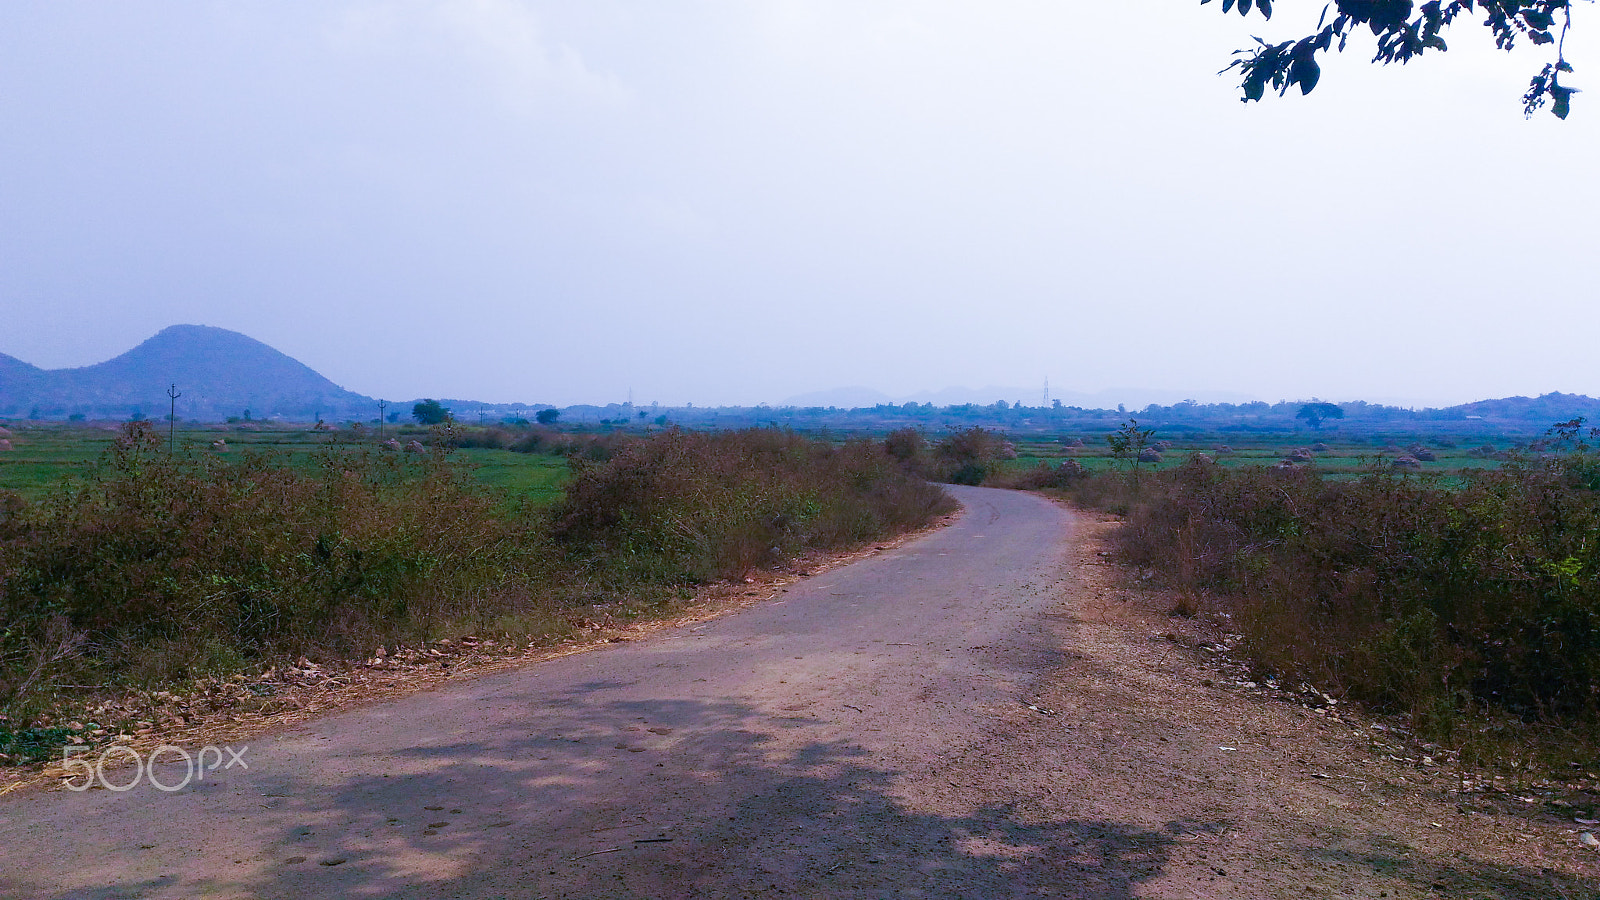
[934, 427, 1006, 484]
[1206, 0, 1583, 118]
[412, 399, 451, 425]
[1296, 401, 1345, 429]
[535, 408, 561, 425]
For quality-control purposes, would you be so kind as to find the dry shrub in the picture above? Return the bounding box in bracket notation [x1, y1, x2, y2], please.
[930, 427, 1008, 485]
[552, 429, 954, 583]
[0, 423, 555, 718]
[0, 424, 953, 726]
[1063, 452, 1600, 745]
[883, 427, 931, 477]
[992, 459, 1090, 492]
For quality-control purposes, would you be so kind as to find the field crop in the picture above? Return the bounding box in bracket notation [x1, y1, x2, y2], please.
[0, 424, 570, 502]
[995, 434, 1505, 479]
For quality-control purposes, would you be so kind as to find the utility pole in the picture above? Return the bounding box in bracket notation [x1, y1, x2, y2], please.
[378, 399, 388, 438]
[166, 383, 182, 452]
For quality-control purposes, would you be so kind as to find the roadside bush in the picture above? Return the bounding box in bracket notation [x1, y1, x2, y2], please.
[0, 424, 953, 728]
[0, 423, 552, 719]
[992, 459, 1089, 491]
[552, 429, 954, 583]
[1061, 452, 1600, 742]
[883, 427, 931, 477]
[931, 427, 1007, 484]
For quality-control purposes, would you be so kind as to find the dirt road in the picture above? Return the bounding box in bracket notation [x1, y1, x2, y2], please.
[1, 486, 1594, 898]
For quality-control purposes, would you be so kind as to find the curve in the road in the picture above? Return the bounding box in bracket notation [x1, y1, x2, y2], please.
[0, 485, 1135, 899]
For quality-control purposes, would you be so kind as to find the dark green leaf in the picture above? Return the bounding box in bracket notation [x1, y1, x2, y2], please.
[1522, 10, 1554, 29]
[1298, 57, 1322, 94]
[1243, 71, 1267, 101]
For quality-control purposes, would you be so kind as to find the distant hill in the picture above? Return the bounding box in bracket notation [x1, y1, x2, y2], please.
[780, 385, 1263, 410]
[1452, 392, 1600, 424]
[779, 386, 895, 408]
[0, 353, 46, 395]
[0, 325, 376, 421]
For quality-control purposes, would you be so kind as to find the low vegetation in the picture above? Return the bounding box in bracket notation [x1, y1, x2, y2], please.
[882, 420, 1600, 768]
[0, 423, 951, 741]
[1046, 437, 1600, 767]
[552, 429, 952, 584]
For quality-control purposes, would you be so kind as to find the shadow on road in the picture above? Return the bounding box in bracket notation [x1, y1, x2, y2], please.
[14, 689, 1585, 899]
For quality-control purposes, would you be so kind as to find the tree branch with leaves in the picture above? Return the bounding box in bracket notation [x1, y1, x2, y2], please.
[1207, 0, 1585, 118]
[1107, 419, 1158, 470]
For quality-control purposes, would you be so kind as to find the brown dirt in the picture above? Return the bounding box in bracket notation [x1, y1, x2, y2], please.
[1025, 510, 1599, 897]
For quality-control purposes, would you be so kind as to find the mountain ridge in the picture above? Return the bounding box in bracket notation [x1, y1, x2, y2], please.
[0, 325, 375, 420]
[4, 326, 1599, 429]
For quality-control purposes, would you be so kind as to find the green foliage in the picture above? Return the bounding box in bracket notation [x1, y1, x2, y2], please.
[0, 424, 952, 728]
[0, 422, 543, 719]
[1295, 402, 1344, 429]
[929, 427, 1009, 484]
[0, 725, 77, 764]
[1106, 419, 1156, 468]
[1207, 0, 1580, 118]
[1065, 445, 1600, 742]
[552, 429, 954, 583]
[412, 399, 451, 425]
[535, 408, 560, 425]
[949, 463, 987, 486]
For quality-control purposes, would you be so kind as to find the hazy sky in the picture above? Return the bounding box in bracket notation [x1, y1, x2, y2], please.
[3, 2, 1596, 408]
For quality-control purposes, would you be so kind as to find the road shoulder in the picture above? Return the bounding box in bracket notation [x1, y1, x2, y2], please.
[1025, 507, 1597, 898]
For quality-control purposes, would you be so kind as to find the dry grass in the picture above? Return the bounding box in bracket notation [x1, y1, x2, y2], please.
[1057, 452, 1600, 771]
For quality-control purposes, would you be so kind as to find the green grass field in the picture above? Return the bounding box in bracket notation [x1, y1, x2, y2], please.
[0, 425, 571, 503]
[0, 424, 1519, 503]
[1002, 434, 1510, 480]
